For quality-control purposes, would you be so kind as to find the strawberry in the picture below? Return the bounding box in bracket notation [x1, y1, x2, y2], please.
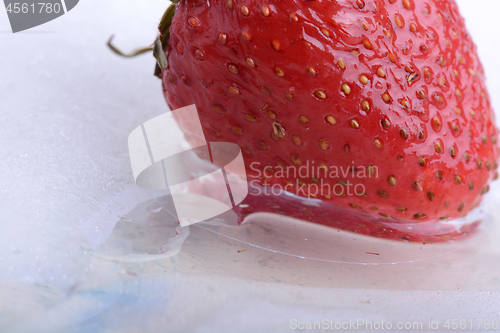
[156, 0, 499, 240]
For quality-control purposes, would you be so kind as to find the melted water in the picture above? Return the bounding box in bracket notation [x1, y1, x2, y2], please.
[91, 193, 489, 265]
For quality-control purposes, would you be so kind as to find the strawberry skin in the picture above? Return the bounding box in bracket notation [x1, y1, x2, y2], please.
[159, 0, 499, 227]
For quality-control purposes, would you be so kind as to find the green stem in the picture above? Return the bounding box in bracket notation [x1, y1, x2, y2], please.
[106, 2, 177, 78]
[106, 35, 153, 58]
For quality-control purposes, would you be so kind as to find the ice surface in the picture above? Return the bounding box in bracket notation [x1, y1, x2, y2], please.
[1, 0, 500, 332]
[0, 0, 170, 285]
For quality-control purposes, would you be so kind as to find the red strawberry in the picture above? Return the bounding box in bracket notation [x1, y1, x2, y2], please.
[156, 0, 499, 240]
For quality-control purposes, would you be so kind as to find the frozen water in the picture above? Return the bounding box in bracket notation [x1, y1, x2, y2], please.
[0, 0, 170, 288]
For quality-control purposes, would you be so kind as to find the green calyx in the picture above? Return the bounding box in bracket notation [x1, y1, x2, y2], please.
[154, 3, 176, 77]
[106, 2, 177, 78]
[159, 3, 176, 47]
